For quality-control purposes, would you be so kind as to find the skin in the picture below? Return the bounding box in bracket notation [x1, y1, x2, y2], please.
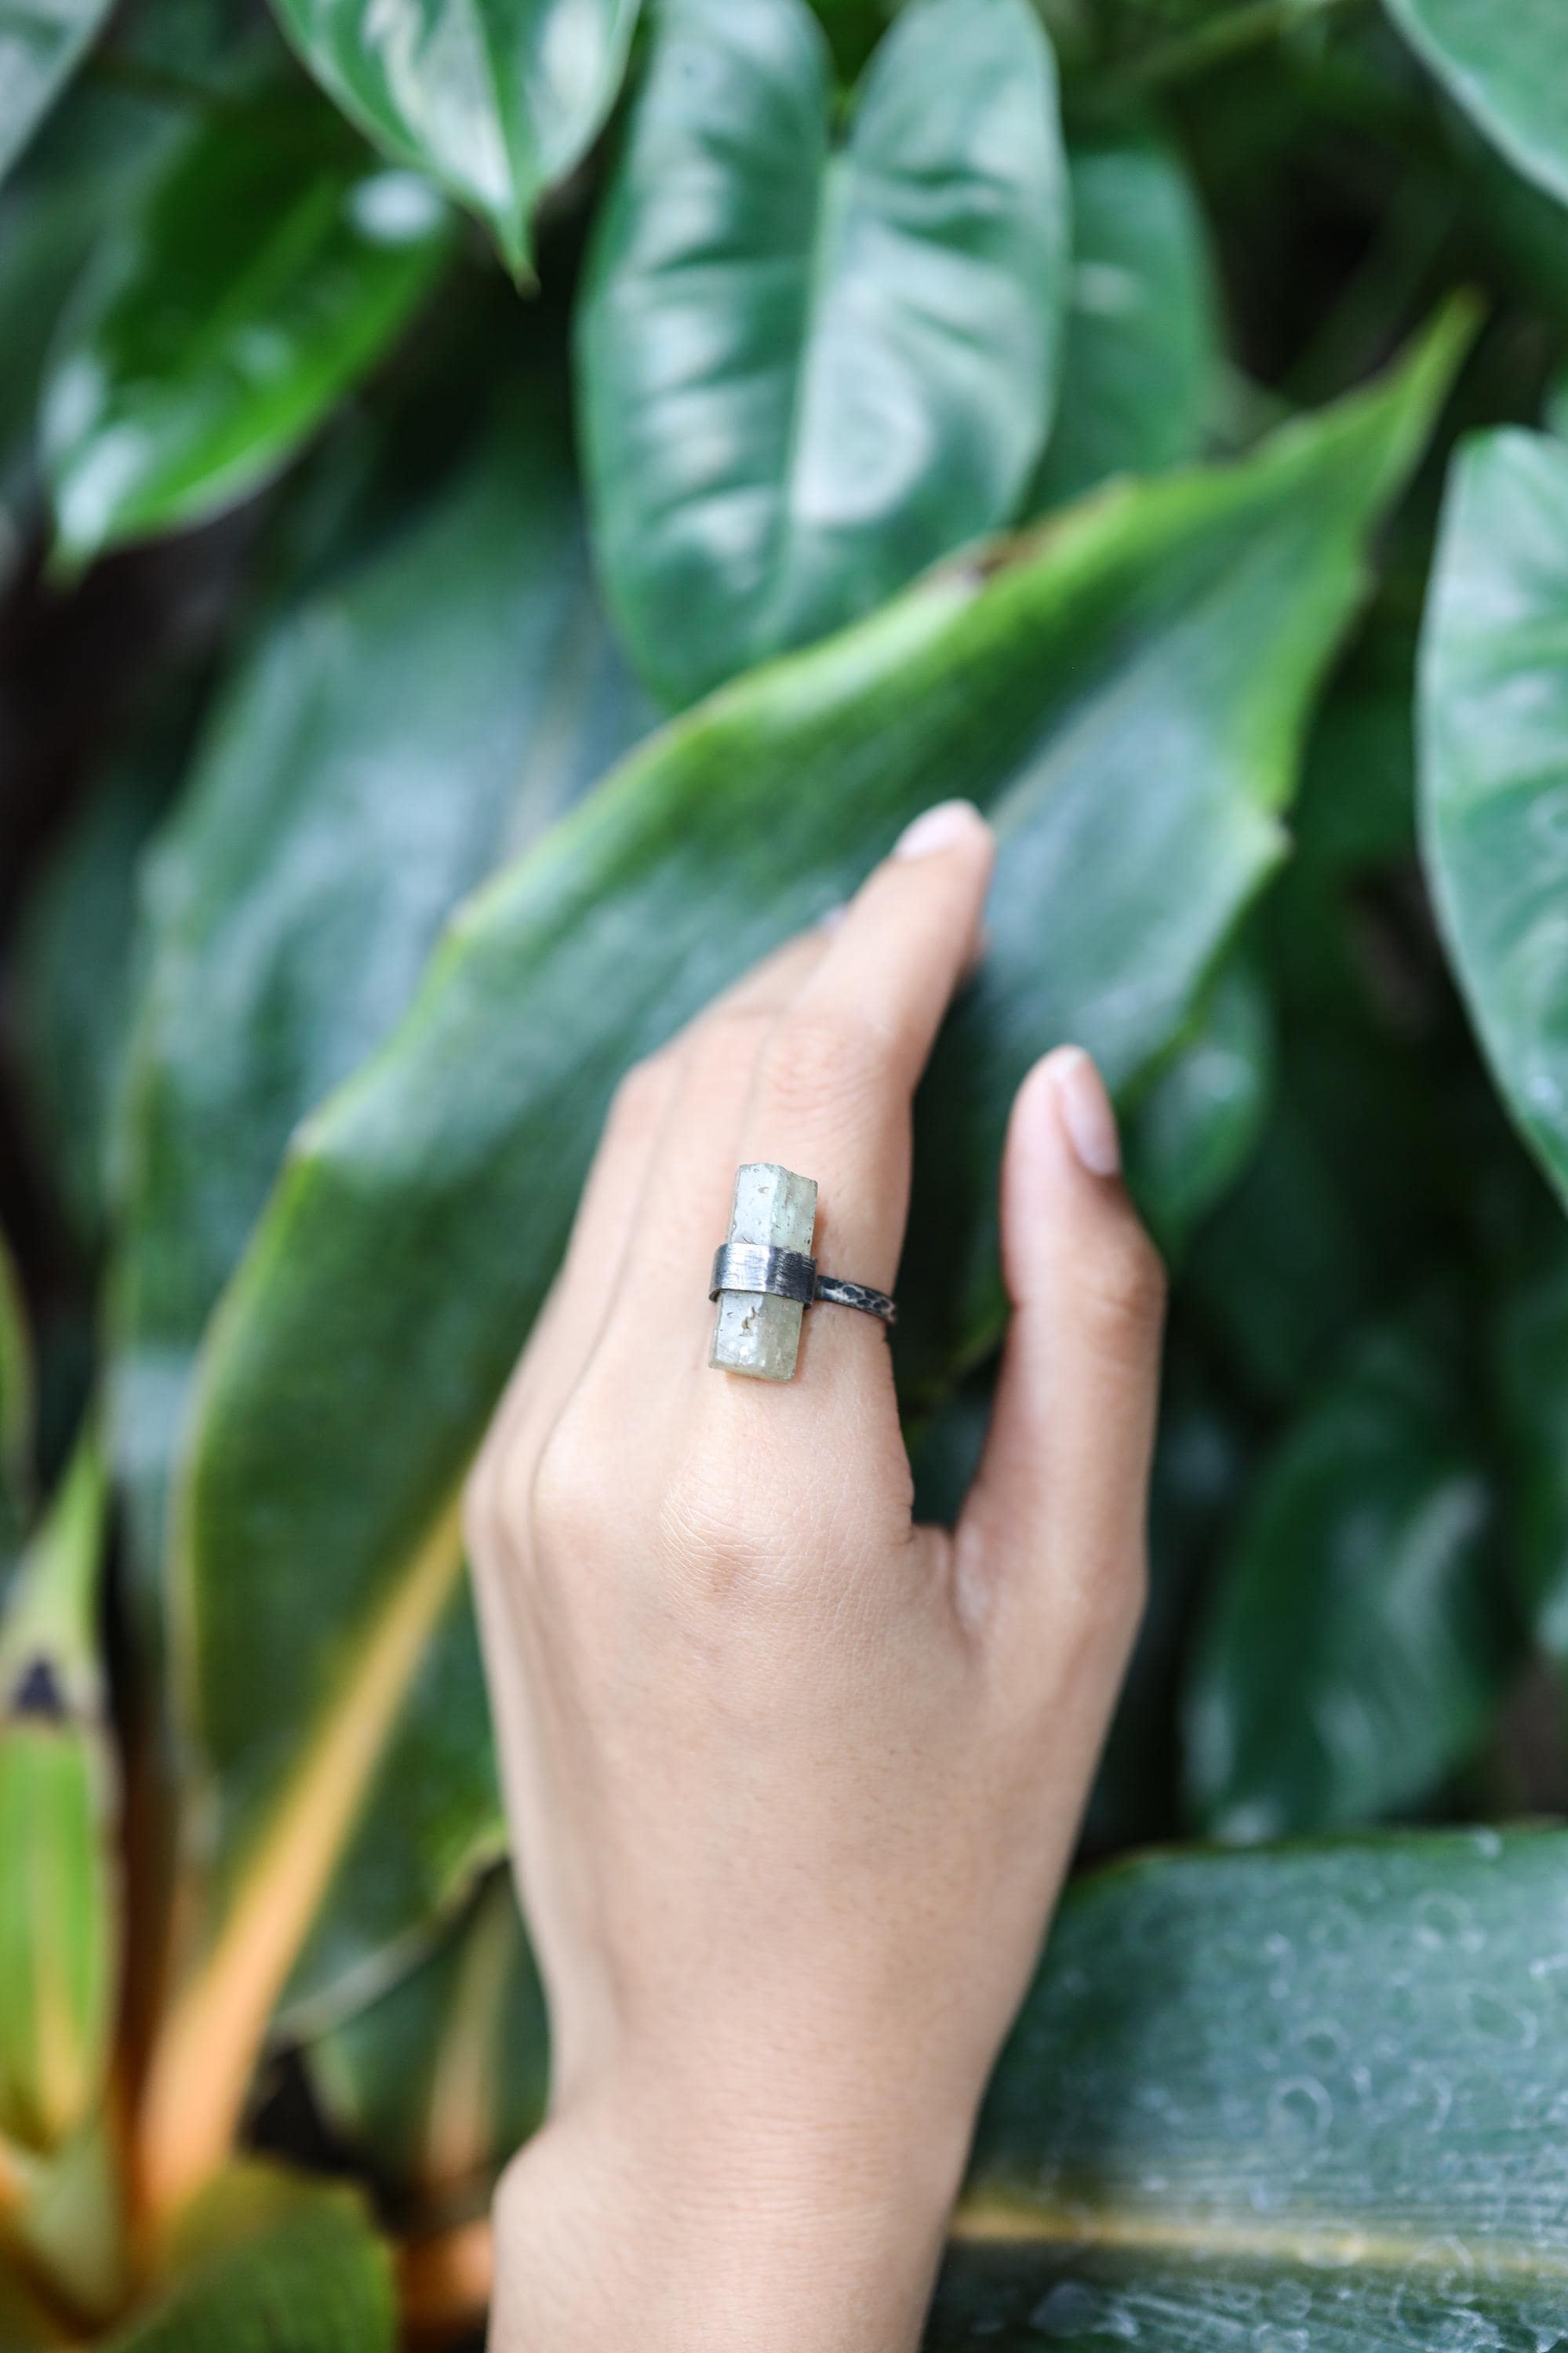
[464, 798, 1166, 2350]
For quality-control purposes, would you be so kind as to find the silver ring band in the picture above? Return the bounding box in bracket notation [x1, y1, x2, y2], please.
[709, 1244, 897, 1328]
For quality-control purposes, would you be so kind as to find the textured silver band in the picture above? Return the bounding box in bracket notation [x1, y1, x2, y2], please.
[708, 1244, 897, 1328]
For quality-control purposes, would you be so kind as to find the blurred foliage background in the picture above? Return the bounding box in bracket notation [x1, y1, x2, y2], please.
[5, 0, 1568, 2343]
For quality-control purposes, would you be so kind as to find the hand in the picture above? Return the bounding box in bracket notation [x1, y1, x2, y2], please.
[465, 799, 1166, 2350]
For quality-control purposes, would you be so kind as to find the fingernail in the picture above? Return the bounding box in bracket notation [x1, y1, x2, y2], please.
[1047, 1047, 1120, 1176]
[892, 799, 985, 860]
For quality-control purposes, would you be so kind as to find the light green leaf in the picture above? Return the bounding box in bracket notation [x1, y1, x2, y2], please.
[102, 2164, 394, 2353]
[1123, 955, 1275, 1261]
[1031, 129, 1218, 511]
[0, 0, 115, 189]
[578, 0, 1068, 707]
[933, 1830, 1568, 2347]
[1184, 1306, 1508, 1841]
[1421, 428, 1568, 1213]
[270, 0, 638, 274]
[42, 86, 450, 569]
[1384, 0, 1568, 209]
[111, 393, 644, 2020]
[306, 1868, 547, 2197]
[0, 1443, 115, 2159]
[133, 317, 1464, 2219]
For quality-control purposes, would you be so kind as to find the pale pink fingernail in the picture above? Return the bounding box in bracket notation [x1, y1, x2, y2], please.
[1047, 1046, 1120, 1176]
[892, 798, 986, 860]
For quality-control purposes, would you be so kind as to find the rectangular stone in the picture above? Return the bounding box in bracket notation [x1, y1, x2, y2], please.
[708, 1162, 818, 1382]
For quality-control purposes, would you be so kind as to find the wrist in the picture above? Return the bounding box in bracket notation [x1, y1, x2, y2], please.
[489, 2081, 970, 2352]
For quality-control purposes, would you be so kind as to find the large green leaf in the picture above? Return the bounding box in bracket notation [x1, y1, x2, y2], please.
[111, 393, 642, 2023]
[1184, 1306, 1508, 1841]
[103, 2165, 393, 2352]
[42, 87, 450, 569]
[306, 1867, 547, 2199]
[1384, 0, 1568, 210]
[1491, 1200, 1568, 1663]
[0, 0, 114, 189]
[1122, 953, 1275, 1261]
[1031, 129, 1218, 512]
[577, 0, 1068, 707]
[931, 1829, 1568, 2347]
[1421, 428, 1568, 1214]
[133, 320, 1463, 2217]
[270, 0, 638, 274]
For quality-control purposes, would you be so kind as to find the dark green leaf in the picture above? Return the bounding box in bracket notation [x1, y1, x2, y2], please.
[1492, 1209, 1568, 1662]
[578, 0, 1068, 707]
[1184, 1305, 1508, 1840]
[136, 323, 1461, 2202]
[1421, 428, 1568, 1216]
[0, 0, 115, 189]
[1384, 0, 1568, 209]
[270, 0, 638, 273]
[102, 2165, 394, 2352]
[1123, 955, 1275, 1261]
[1031, 129, 1218, 511]
[0, 1232, 30, 1570]
[42, 87, 450, 569]
[932, 1829, 1568, 2348]
[111, 392, 643, 2015]
[306, 1868, 547, 2198]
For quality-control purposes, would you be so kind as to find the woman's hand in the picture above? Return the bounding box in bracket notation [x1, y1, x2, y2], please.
[465, 800, 1166, 2351]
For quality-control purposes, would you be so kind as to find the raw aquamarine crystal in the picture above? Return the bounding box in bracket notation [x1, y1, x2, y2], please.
[709, 1163, 818, 1381]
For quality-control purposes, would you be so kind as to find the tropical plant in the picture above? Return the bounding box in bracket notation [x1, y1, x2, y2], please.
[4, 0, 1568, 2340]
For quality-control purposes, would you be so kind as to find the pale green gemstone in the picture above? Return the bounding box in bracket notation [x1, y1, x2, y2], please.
[709, 1162, 818, 1381]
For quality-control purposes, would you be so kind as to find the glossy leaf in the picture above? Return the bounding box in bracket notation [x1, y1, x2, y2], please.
[1421, 428, 1568, 1214]
[271, 0, 638, 274]
[102, 2164, 393, 2352]
[578, 0, 1068, 707]
[111, 393, 643, 2015]
[42, 89, 450, 569]
[133, 321, 1464, 2219]
[1184, 1307, 1508, 1841]
[1123, 955, 1275, 1260]
[307, 1868, 547, 2196]
[932, 1829, 1568, 2348]
[1384, 0, 1568, 210]
[1031, 129, 1219, 511]
[0, 0, 115, 189]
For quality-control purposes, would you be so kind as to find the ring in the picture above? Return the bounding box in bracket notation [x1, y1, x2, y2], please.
[708, 1163, 896, 1384]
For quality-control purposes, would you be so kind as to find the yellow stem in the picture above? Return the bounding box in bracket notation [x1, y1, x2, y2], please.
[136, 1504, 464, 2224]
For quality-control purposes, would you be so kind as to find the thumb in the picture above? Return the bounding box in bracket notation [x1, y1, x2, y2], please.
[956, 1048, 1165, 1686]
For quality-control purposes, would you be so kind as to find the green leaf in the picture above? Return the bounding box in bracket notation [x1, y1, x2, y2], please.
[0, 0, 115, 189]
[0, 1445, 115, 2158]
[306, 1868, 547, 2198]
[0, 1233, 31, 1569]
[111, 392, 643, 2017]
[41, 87, 450, 569]
[1384, 0, 1568, 210]
[932, 1829, 1568, 2347]
[1184, 1306, 1508, 1841]
[1123, 954, 1275, 1261]
[577, 0, 1068, 707]
[133, 317, 1464, 2220]
[102, 2164, 394, 2353]
[1491, 1204, 1568, 1662]
[270, 0, 638, 275]
[1421, 428, 1568, 1216]
[1031, 129, 1219, 512]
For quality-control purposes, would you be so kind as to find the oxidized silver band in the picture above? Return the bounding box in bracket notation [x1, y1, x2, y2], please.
[708, 1244, 897, 1327]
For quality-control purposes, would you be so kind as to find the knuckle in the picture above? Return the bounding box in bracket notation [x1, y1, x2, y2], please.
[529, 1400, 617, 1556]
[759, 1009, 884, 1120]
[1078, 1218, 1166, 1344]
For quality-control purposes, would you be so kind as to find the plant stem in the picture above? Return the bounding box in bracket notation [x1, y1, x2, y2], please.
[1126, 0, 1363, 88]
